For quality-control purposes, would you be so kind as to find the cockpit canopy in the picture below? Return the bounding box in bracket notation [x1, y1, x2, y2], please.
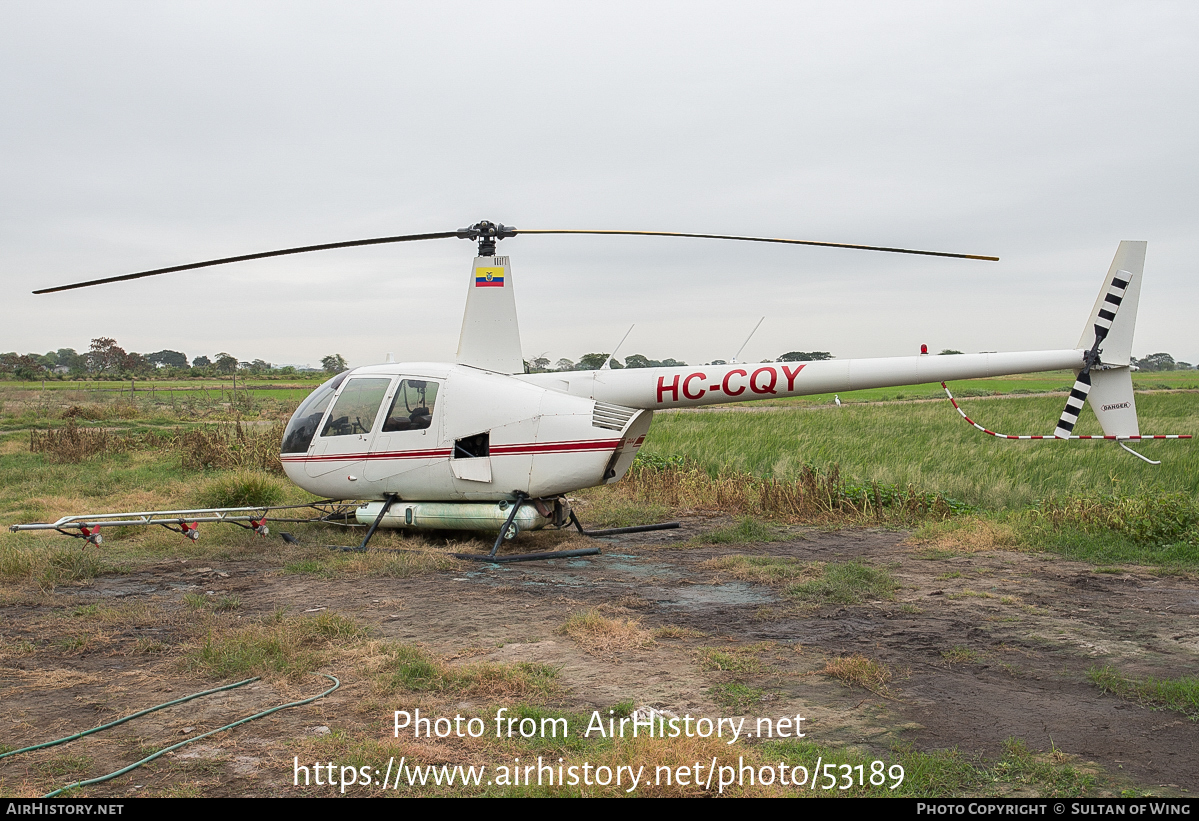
[280, 371, 347, 454]
[281, 372, 440, 454]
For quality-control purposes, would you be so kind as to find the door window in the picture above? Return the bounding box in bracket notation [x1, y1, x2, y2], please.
[382, 379, 439, 432]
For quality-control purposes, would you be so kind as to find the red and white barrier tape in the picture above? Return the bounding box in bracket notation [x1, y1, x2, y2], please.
[940, 382, 1191, 441]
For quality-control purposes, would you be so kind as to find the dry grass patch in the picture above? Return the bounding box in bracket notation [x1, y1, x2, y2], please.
[374, 642, 560, 700]
[0, 635, 37, 661]
[948, 589, 996, 601]
[652, 625, 707, 639]
[560, 609, 655, 659]
[280, 541, 466, 579]
[340, 546, 466, 578]
[702, 554, 819, 584]
[821, 654, 893, 693]
[941, 646, 982, 664]
[0, 544, 104, 591]
[785, 561, 898, 605]
[187, 611, 368, 681]
[696, 645, 768, 675]
[907, 517, 1021, 554]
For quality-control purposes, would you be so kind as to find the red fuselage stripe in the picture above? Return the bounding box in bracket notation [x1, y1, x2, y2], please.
[280, 439, 624, 463]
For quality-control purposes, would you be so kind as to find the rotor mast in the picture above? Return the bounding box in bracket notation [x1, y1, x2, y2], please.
[456, 221, 517, 257]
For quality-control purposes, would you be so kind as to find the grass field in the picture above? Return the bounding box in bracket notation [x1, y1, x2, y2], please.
[644, 391, 1199, 509]
[1, 371, 1197, 798]
[714, 369, 1199, 407]
[1, 371, 1196, 569]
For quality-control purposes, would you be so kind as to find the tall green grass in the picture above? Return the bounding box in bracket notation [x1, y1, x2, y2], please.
[644, 393, 1199, 509]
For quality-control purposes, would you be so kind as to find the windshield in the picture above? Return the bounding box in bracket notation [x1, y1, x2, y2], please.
[280, 372, 349, 454]
[321, 377, 392, 437]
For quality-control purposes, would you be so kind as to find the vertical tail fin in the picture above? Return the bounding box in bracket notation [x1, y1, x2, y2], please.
[1054, 241, 1145, 439]
[456, 255, 524, 373]
[1075, 241, 1145, 366]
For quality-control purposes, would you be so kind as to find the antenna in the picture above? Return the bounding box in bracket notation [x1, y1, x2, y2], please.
[730, 317, 765, 364]
[600, 325, 635, 370]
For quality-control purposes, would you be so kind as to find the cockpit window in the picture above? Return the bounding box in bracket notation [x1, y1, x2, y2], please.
[382, 379, 439, 432]
[281, 371, 349, 454]
[321, 377, 392, 437]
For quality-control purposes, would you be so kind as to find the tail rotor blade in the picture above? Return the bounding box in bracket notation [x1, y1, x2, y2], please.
[1092, 269, 1132, 343]
[1054, 370, 1093, 439]
[1052, 269, 1135, 438]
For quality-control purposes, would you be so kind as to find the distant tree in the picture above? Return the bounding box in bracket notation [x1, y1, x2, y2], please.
[1178, 362, 1193, 370]
[554, 358, 576, 372]
[87, 337, 126, 374]
[242, 359, 272, 374]
[777, 351, 833, 362]
[1134, 352, 1176, 372]
[6, 354, 47, 380]
[213, 352, 239, 374]
[321, 354, 348, 374]
[528, 356, 551, 372]
[938, 349, 965, 356]
[121, 352, 153, 376]
[708, 359, 727, 366]
[192, 355, 212, 368]
[576, 353, 610, 370]
[55, 348, 85, 373]
[147, 350, 189, 369]
[625, 354, 687, 368]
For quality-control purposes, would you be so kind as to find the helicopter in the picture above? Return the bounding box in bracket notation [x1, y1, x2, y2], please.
[11, 223, 1188, 561]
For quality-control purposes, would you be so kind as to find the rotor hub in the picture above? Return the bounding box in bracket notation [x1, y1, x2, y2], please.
[456, 220, 516, 256]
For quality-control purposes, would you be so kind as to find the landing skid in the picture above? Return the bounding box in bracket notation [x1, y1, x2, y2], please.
[449, 504, 680, 564]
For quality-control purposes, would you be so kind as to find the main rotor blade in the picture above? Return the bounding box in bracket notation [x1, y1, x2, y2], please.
[34, 221, 997, 295]
[33, 230, 459, 294]
[513, 229, 999, 261]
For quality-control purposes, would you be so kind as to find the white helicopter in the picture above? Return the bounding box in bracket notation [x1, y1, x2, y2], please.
[11, 223, 1187, 561]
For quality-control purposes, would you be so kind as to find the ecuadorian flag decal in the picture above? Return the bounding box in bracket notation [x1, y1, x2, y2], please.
[474, 267, 505, 287]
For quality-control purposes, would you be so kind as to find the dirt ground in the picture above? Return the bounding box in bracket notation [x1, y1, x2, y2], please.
[2, 518, 1197, 797]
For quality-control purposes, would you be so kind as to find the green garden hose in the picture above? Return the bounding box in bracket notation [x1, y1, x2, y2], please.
[0, 676, 261, 761]
[1, 673, 341, 798]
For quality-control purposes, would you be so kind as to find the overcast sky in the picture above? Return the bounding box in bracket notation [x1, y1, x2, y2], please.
[2, 2, 1196, 369]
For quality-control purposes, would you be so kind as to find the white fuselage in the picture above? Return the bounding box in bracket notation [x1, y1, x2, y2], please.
[280, 362, 649, 502]
[281, 348, 1083, 503]
[518, 349, 1083, 409]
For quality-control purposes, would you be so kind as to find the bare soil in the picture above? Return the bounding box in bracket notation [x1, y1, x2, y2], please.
[2, 519, 1197, 797]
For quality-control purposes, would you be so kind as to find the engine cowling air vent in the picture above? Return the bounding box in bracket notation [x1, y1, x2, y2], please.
[592, 401, 637, 432]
